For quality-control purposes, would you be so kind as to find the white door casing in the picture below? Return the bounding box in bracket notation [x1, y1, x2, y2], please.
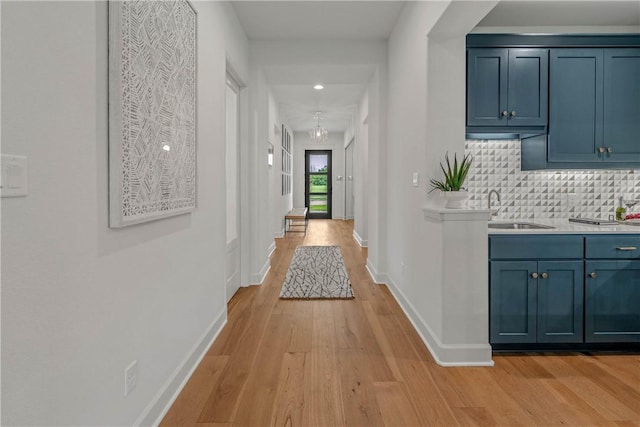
[225, 75, 241, 302]
[345, 139, 355, 219]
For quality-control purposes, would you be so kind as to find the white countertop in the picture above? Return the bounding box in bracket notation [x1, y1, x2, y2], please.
[488, 218, 640, 235]
[423, 206, 497, 221]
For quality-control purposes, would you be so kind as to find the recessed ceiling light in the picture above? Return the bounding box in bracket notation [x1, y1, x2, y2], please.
[313, 84, 324, 90]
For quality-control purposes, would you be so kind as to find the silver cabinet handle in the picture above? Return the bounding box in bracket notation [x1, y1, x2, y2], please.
[607, 147, 613, 153]
[531, 272, 539, 279]
[616, 246, 637, 251]
[510, 111, 516, 117]
[501, 110, 509, 117]
[589, 272, 597, 278]
[541, 272, 548, 279]
[598, 147, 606, 154]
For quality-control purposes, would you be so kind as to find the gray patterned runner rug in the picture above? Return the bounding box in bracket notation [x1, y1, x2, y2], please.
[280, 245, 355, 299]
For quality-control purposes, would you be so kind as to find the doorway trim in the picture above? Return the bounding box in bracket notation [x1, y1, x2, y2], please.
[344, 138, 355, 220]
[225, 68, 244, 302]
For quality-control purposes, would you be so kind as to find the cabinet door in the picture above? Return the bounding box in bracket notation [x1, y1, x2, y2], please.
[603, 49, 640, 163]
[467, 49, 508, 126]
[490, 261, 537, 344]
[585, 260, 640, 343]
[548, 49, 603, 163]
[537, 261, 584, 343]
[507, 49, 548, 127]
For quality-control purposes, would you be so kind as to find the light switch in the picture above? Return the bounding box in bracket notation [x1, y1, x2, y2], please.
[412, 172, 419, 187]
[1, 154, 28, 197]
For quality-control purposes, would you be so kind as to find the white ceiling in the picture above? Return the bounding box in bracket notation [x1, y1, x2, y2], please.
[231, 1, 405, 41]
[477, 1, 640, 27]
[231, 0, 639, 134]
[262, 64, 375, 132]
[231, 1, 405, 133]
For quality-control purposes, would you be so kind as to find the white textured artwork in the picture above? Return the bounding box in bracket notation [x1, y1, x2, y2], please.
[109, 0, 197, 227]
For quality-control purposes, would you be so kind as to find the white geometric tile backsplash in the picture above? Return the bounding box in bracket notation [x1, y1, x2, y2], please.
[464, 140, 640, 220]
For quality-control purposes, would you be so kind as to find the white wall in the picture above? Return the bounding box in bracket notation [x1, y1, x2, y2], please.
[384, 0, 498, 365]
[363, 67, 387, 273]
[292, 132, 345, 219]
[384, 0, 450, 340]
[1, 1, 249, 424]
[246, 67, 273, 282]
[352, 91, 369, 246]
[246, 72, 295, 280]
[268, 90, 293, 237]
[250, 40, 386, 246]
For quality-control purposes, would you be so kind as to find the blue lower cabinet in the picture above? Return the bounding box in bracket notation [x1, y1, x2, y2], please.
[490, 261, 537, 343]
[537, 261, 584, 343]
[585, 260, 640, 343]
[490, 235, 640, 348]
[490, 260, 584, 344]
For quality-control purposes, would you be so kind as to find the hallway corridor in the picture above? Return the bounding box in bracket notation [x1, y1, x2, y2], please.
[161, 220, 640, 426]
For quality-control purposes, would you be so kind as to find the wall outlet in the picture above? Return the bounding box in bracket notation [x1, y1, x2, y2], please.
[124, 360, 138, 397]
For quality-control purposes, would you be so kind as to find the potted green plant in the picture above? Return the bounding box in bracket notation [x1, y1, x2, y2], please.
[429, 152, 473, 208]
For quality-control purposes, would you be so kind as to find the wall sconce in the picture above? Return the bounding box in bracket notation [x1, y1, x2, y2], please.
[267, 142, 274, 166]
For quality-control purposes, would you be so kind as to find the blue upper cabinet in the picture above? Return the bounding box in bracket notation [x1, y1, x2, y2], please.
[467, 48, 548, 127]
[508, 50, 549, 127]
[548, 48, 640, 165]
[603, 49, 640, 163]
[467, 49, 508, 126]
[548, 49, 604, 163]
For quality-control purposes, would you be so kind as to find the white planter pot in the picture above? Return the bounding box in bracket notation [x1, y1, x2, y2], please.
[443, 190, 469, 209]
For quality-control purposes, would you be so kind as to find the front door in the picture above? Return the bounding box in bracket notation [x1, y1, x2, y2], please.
[305, 150, 332, 219]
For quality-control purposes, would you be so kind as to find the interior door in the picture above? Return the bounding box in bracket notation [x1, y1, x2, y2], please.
[305, 150, 332, 220]
[345, 140, 354, 219]
[225, 76, 241, 302]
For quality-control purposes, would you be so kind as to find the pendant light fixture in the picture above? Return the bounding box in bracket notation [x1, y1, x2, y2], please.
[309, 111, 328, 143]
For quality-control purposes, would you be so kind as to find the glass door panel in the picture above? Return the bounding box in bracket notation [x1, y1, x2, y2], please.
[305, 150, 332, 219]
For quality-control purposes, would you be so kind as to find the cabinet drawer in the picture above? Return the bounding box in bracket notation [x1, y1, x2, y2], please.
[585, 235, 640, 259]
[490, 236, 583, 259]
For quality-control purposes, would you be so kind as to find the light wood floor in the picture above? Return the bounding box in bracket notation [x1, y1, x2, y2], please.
[161, 220, 640, 426]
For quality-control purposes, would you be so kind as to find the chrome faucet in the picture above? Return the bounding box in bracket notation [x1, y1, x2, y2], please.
[488, 190, 501, 215]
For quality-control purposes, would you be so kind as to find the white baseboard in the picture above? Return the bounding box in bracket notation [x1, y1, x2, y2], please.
[352, 230, 368, 247]
[274, 229, 284, 239]
[137, 310, 227, 426]
[253, 260, 270, 284]
[366, 259, 386, 284]
[250, 243, 275, 284]
[377, 274, 493, 367]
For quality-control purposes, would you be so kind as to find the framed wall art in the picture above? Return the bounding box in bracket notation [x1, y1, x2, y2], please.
[109, 0, 197, 227]
[281, 125, 292, 196]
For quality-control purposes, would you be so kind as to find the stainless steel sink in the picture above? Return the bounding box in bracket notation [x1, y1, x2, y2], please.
[488, 222, 555, 230]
